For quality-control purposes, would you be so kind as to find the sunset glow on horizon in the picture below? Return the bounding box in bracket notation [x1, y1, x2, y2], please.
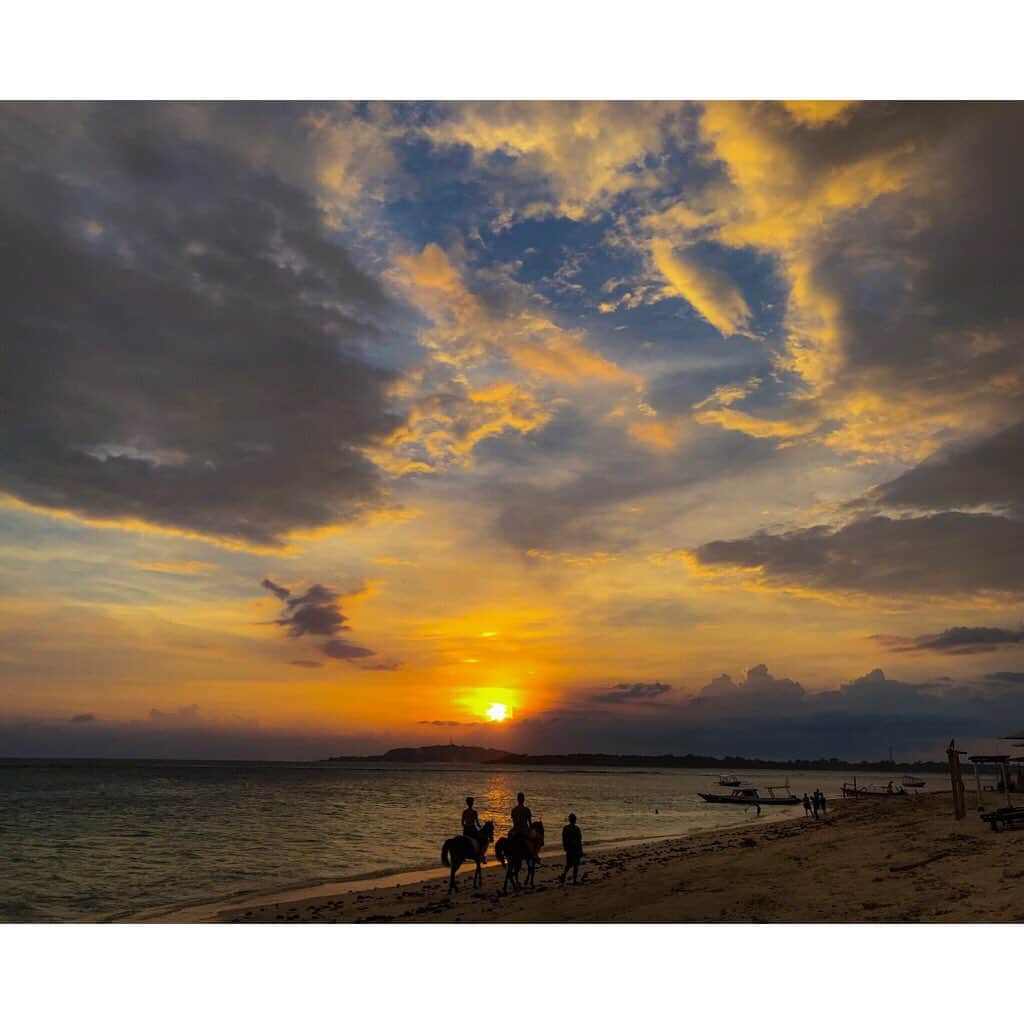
[3, 101, 1024, 762]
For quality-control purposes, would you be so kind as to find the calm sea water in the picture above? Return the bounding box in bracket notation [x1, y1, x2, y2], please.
[0, 760, 945, 922]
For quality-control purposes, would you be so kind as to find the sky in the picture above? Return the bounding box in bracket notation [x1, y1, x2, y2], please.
[2, 100, 1024, 761]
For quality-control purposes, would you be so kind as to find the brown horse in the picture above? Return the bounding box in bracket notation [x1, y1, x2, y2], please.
[495, 821, 545, 894]
[440, 820, 495, 893]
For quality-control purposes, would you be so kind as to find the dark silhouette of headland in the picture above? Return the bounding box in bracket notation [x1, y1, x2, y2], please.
[326, 744, 515, 765]
[324, 744, 947, 773]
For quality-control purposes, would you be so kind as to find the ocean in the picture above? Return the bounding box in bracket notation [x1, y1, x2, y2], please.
[0, 759, 944, 922]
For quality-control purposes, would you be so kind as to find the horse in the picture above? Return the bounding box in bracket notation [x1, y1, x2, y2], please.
[440, 820, 495, 893]
[495, 821, 544, 894]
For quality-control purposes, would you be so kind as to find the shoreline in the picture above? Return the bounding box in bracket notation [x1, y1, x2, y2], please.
[139, 789, 1024, 924]
[132, 811, 795, 923]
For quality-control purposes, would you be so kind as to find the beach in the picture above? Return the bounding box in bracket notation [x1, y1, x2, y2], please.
[149, 790, 1024, 924]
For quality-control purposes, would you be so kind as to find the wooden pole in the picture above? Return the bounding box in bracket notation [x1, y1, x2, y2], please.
[947, 740, 966, 820]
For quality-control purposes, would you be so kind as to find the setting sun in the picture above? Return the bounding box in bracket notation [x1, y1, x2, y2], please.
[485, 702, 508, 722]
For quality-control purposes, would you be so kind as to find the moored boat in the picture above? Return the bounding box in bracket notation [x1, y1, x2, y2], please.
[901, 775, 926, 788]
[699, 784, 800, 806]
[841, 780, 907, 797]
[717, 772, 742, 787]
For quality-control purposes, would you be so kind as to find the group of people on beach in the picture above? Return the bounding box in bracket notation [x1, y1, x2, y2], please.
[802, 789, 828, 819]
[461, 792, 584, 884]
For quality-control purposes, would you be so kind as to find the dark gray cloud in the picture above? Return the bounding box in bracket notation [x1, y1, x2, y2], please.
[879, 626, 1024, 655]
[417, 720, 466, 727]
[272, 584, 349, 638]
[263, 577, 378, 662]
[261, 579, 291, 602]
[289, 660, 323, 669]
[0, 104, 406, 548]
[69, 713, 96, 724]
[693, 512, 1024, 596]
[694, 663, 804, 704]
[865, 421, 1024, 514]
[321, 636, 376, 661]
[987, 672, 1024, 684]
[592, 682, 673, 703]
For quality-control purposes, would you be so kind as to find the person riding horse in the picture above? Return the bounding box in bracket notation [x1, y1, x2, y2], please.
[495, 819, 544, 893]
[461, 796, 486, 862]
[509, 791, 532, 838]
[441, 819, 495, 893]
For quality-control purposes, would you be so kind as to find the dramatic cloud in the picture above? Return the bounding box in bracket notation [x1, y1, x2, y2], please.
[880, 627, 1024, 656]
[592, 682, 673, 703]
[69, 713, 96, 724]
[273, 584, 350, 638]
[866, 421, 1024, 514]
[692, 512, 1024, 597]
[0, 104, 405, 548]
[695, 664, 804, 703]
[678, 102, 1024, 459]
[263, 578, 379, 662]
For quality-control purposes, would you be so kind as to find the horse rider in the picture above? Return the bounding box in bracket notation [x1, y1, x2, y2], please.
[509, 791, 542, 870]
[462, 796, 486, 861]
[510, 791, 532, 837]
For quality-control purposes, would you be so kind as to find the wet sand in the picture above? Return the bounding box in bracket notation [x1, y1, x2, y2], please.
[155, 791, 1024, 923]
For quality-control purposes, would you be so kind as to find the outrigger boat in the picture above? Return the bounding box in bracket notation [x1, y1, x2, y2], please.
[841, 780, 907, 797]
[717, 772, 742, 787]
[699, 783, 800, 806]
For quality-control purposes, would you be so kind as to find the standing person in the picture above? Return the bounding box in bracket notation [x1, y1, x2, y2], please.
[561, 813, 583, 885]
[819, 790, 828, 816]
[811, 790, 820, 820]
[510, 791, 532, 836]
[802, 793, 812, 817]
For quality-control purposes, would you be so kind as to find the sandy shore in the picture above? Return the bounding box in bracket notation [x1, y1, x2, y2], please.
[154, 791, 1024, 923]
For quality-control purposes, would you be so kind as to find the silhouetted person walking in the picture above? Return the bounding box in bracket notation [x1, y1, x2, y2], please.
[819, 791, 827, 816]
[803, 793, 812, 817]
[811, 790, 821, 819]
[561, 813, 583, 885]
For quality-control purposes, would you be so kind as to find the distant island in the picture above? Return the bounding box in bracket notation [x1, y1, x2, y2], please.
[325, 744, 516, 765]
[324, 743, 948, 773]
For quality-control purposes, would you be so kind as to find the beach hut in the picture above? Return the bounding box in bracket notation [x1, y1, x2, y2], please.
[967, 750, 1024, 830]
